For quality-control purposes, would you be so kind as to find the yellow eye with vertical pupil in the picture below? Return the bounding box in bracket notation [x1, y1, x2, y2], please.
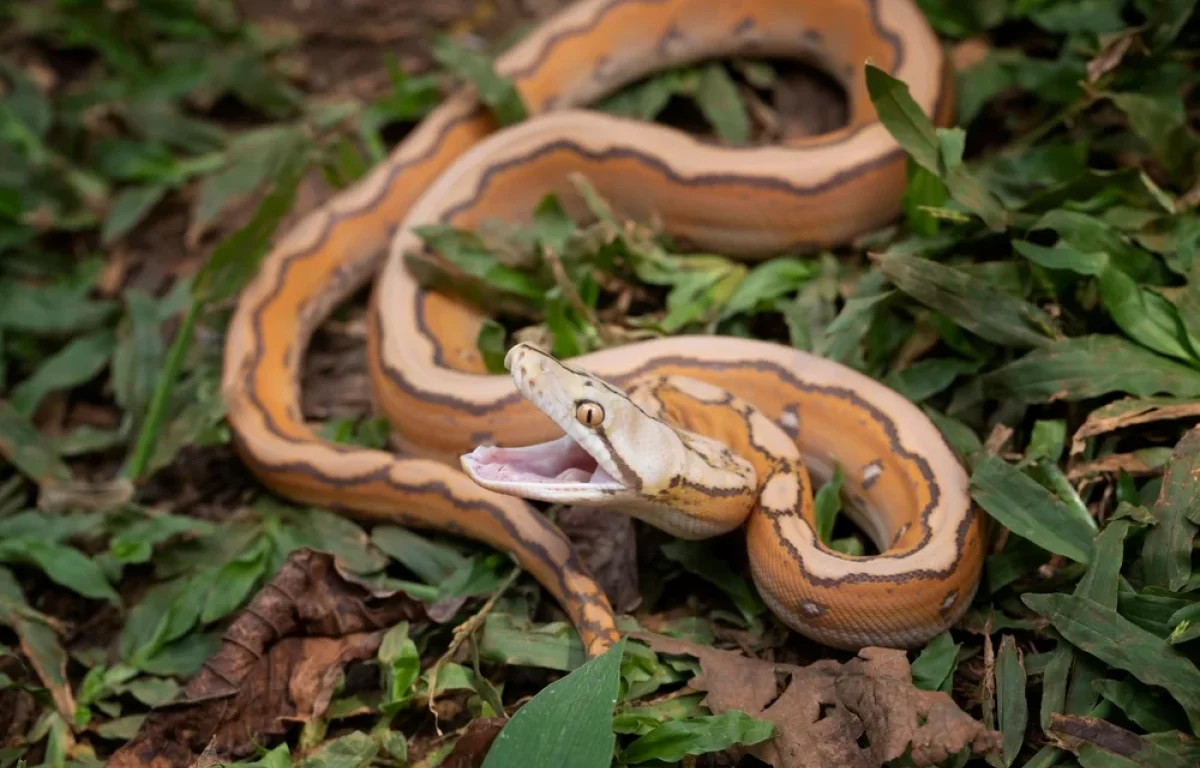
[575, 402, 604, 427]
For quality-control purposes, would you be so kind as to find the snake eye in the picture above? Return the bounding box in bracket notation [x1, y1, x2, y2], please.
[575, 401, 604, 427]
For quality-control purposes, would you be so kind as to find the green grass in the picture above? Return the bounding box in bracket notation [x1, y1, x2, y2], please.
[2, 0, 1200, 766]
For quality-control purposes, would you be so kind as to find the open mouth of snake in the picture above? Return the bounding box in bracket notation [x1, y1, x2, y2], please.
[460, 434, 623, 494]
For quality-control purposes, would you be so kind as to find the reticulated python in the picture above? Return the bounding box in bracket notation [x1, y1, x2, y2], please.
[222, 0, 986, 656]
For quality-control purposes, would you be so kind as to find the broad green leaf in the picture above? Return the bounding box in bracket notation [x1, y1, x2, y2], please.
[997, 635, 1028, 767]
[0, 399, 72, 484]
[661, 539, 765, 629]
[296, 730, 378, 768]
[1141, 427, 1200, 592]
[0, 539, 120, 604]
[111, 288, 167, 430]
[0, 281, 118, 336]
[192, 125, 308, 234]
[1022, 593, 1200, 733]
[695, 63, 749, 144]
[886, 357, 982, 403]
[102, 184, 168, 244]
[865, 64, 1007, 230]
[1094, 678, 1190, 734]
[812, 464, 844, 544]
[10, 330, 116, 417]
[431, 36, 526, 126]
[911, 630, 960, 692]
[200, 539, 270, 623]
[875, 252, 1055, 348]
[481, 637, 626, 768]
[371, 526, 470, 585]
[969, 455, 1096, 563]
[620, 711, 774, 764]
[1098, 266, 1200, 365]
[720, 257, 816, 319]
[478, 613, 587, 672]
[1012, 240, 1108, 276]
[981, 335, 1200, 402]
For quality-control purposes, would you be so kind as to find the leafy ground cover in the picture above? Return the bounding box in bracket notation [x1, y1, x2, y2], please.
[1, 0, 1199, 766]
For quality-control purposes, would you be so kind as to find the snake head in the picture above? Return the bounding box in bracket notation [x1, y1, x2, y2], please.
[460, 342, 672, 506]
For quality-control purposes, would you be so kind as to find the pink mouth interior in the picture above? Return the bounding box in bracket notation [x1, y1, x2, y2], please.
[462, 437, 619, 486]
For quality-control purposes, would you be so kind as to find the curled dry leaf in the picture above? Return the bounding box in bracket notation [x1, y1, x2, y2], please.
[556, 506, 641, 613]
[107, 549, 429, 768]
[635, 633, 1000, 768]
[1067, 452, 1162, 479]
[1070, 397, 1200, 455]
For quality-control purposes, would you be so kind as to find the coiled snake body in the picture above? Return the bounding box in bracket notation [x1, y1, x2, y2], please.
[222, 0, 986, 655]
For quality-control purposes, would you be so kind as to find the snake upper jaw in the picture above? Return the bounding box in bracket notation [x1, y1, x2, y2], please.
[460, 433, 633, 505]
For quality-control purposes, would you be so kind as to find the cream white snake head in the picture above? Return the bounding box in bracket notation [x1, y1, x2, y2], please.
[460, 343, 756, 538]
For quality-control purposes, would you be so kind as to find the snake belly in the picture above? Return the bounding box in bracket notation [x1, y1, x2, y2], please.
[222, 0, 979, 656]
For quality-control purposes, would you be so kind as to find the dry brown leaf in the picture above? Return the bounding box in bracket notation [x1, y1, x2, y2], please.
[557, 506, 641, 613]
[440, 717, 508, 768]
[1086, 30, 1137, 83]
[635, 633, 1000, 768]
[107, 549, 428, 768]
[1067, 452, 1161, 479]
[1070, 397, 1200, 454]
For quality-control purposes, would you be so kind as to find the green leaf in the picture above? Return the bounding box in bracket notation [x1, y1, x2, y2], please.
[911, 630, 961, 692]
[0, 539, 120, 604]
[1031, 210, 1160, 283]
[695, 63, 749, 144]
[477, 613, 587, 672]
[1145, 0, 1198, 50]
[102, 184, 169, 244]
[620, 711, 774, 764]
[192, 125, 308, 234]
[431, 36, 526, 126]
[0, 399, 73, 484]
[1107, 91, 1197, 173]
[200, 539, 270, 623]
[370, 526, 470, 585]
[1012, 240, 1108, 276]
[1021, 592, 1200, 733]
[0, 281, 118, 336]
[876, 252, 1055, 348]
[1141, 427, 1200, 592]
[379, 622, 420, 712]
[192, 145, 309, 305]
[481, 637, 625, 768]
[1094, 678, 1190, 734]
[296, 730, 378, 768]
[813, 464, 844, 544]
[865, 64, 1007, 230]
[111, 288, 167, 427]
[981, 335, 1200, 402]
[10, 330, 116, 417]
[720, 257, 815, 319]
[1097, 266, 1200, 366]
[997, 635, 1028, 767]
[477, 320, 508, 374]
[660, 539, 765, 630]
[969, 454, 1096, 564]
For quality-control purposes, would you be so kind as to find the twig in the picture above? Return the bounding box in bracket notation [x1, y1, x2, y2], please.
[427, 566, 522, 734]
[542, 244, 616, 346]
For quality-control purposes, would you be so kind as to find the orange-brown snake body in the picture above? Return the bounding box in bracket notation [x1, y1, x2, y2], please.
[222, 0, 986, 655]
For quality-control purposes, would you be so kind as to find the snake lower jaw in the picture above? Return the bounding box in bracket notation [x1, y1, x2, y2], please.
[460, 434, 630, 504]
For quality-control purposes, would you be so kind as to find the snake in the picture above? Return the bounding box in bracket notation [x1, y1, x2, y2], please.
[221, 0, 986, 657]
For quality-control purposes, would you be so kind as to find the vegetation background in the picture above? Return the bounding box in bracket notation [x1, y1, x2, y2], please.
[0, 0, 1198, 766]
